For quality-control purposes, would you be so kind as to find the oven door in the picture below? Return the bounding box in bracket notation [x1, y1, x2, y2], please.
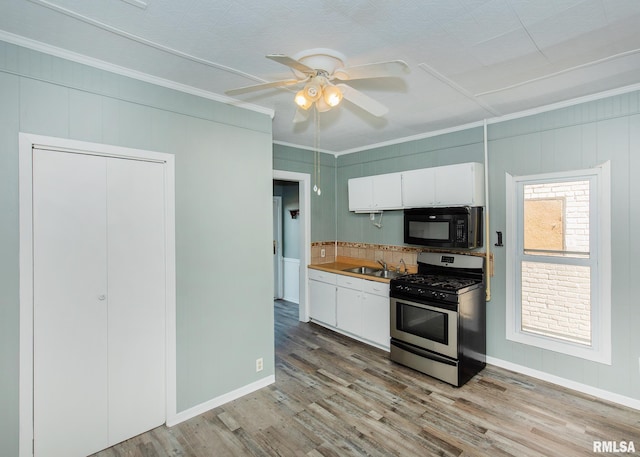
[390, 297, 458, 359]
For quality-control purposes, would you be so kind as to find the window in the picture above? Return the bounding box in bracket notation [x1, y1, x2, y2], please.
[505, 163, 611, 364]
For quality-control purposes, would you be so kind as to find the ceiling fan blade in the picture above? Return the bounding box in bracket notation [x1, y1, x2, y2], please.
[292, 107, 310, 123]
[266, 54, 317, 75]
[225, 78, 303, 96]
[333, 60, 410, 81]
[336, 84, 388, 117]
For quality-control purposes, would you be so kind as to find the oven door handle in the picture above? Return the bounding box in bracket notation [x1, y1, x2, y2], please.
[390, 339, 457, 366]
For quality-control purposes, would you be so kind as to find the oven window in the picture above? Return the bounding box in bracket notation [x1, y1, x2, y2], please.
[396, 302, 448, 344]
[408, 220, 449, 240]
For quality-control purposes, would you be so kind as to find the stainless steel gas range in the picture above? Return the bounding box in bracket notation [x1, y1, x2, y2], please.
[389, 252, 486, 387]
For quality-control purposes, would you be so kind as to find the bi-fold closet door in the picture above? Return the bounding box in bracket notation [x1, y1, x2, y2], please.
[32, 148, 167, 457]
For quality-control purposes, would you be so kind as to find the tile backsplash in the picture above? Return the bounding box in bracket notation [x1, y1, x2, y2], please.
[310, 241, 492, 276]
[311, 241, 419, 268]
[310, 241, 337, 265]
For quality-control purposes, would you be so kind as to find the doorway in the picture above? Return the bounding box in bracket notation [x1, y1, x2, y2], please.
[272, 170, 311, 322]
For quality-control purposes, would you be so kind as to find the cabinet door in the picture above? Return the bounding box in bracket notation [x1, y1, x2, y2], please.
[337, 286, 363, 335]
[362, 293, 390, 349]
[372, 172, 403, 210]
[309, 280, 336, 326]
[401, 168, 435, 208]
[435, 163, 476, 206]
[33, 150, 110, 457]
[107, 158, 166, 445]
[348, 176, 373, 211]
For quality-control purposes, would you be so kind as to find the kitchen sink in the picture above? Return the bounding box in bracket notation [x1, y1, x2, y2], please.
[341, 266, 406, 280]
[342, 266, 381, 275]
[371, 270, 405, 279]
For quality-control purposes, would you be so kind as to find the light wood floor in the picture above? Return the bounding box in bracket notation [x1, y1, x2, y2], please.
[94, 300, 640, 456]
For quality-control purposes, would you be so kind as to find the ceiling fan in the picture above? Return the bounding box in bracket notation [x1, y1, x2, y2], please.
[225, 48, 410, 122]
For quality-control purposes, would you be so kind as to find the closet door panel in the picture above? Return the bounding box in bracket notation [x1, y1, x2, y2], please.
[33, 150, 109, 457]
[106, 158, 166, 444]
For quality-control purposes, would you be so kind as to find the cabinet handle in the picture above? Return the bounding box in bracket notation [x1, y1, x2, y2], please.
[98, 294, 106, 301]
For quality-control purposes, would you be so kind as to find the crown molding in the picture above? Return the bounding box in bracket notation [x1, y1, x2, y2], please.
[273, 140, 337, 157]
[334, 121, 487, 156]
[0, 30, 275, 119]
[4, 28, 638, 154]
[333, 82, 640, 156]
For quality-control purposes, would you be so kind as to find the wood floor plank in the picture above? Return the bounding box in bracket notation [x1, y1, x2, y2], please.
[92, 300, 640, 457]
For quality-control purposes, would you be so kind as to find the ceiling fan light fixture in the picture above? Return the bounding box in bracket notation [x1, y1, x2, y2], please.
[314, 96, 332, 113]
[294, 90, 313, 110]
[323, 85, 343, 107]
[304, 81, 322, 101]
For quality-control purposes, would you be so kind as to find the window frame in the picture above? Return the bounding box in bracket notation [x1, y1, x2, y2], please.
[505, 162, 611, 364]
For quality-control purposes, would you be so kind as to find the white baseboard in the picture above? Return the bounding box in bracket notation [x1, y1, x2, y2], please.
[166, 375, 275, 427]
[486, 356, 640, 411]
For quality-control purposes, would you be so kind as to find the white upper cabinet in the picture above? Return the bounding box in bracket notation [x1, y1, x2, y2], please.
[348, 162, 484, 212]
[402, 162, 485, 208]
[401, 167, 436, 208]
[348, 172, 403, 212]
[347, 176, 374, 211]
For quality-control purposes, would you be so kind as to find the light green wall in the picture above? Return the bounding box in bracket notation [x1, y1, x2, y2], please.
[273, 143, 336, 242]
[486, 93, 640, 401]
[330, 92, 640, 402]
[0, 41, 274, 456]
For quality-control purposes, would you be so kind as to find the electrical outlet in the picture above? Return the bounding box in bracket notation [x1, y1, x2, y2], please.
[320, 248, 326, 258]
[256, 358, 263, 372]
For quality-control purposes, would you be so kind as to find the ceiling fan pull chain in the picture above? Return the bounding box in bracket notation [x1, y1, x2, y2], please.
[315, 108, 321, 196]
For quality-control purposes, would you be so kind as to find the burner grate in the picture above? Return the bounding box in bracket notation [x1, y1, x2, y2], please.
[393, 274, 480, 292]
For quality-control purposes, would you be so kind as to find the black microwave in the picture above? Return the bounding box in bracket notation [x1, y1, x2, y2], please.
[404, 206, 483, 249]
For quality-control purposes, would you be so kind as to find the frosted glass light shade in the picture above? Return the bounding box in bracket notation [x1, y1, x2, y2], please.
[294, 90, 313, 109]
[323, 85, 343, 107]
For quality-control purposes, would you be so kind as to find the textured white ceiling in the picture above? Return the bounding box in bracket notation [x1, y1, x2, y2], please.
[1, 0, 639, 153]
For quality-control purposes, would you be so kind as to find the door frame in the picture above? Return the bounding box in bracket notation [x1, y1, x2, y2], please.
[18, 133, 177, 457]
[273, 196, 284, 299]
[272, 170, 311, 322]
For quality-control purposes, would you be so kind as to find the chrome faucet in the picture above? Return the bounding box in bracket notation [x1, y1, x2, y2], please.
[376, 259, 388, 271]
[397, 258, 407, 274]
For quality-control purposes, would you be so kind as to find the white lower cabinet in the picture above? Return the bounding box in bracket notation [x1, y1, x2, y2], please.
[309, 269, 337, 326]
[309, 268, 391, 350]
[336, 276, 364, 336]
[361, 280, 391, 349]
[336, 275, 390, 350]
